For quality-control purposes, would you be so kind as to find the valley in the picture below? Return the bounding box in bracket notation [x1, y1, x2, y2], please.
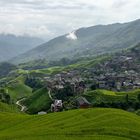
[0, 43, 140, 115]
[0, 18, 140, 140]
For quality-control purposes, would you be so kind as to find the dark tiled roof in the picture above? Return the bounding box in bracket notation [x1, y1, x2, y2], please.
[77, 97, 91, 105]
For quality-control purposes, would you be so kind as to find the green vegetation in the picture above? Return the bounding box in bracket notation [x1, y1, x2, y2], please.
[0, 89, 10, 103]
[0, 108, 140, 140]
[37, 66, 65, 75]
[6, 75, 32, 102]
[17, 55, 110, 76]
[85, 89, 140, 102]
[84, 89, 140, 110]
[25, 76, 44, 92]
[23, 88, 52, 114]
[0, 62, 16, 78]
[0, 102, 19, 113]
[18, 59, 48, 70]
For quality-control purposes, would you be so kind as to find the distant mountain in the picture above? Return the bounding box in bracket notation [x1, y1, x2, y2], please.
[11, 19, 140, 64]
[0, 34, 44, 62]
[0, 62, 16, 78]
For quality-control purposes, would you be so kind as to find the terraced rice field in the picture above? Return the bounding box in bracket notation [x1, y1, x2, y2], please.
[0, 108, 140, 140]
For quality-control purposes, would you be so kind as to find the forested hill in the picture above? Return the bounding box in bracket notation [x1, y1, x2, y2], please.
[12, 19, 140, 64]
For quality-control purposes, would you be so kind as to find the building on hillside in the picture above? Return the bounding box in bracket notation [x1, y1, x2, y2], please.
[51, 100, 63, 112]
[76, 97, 91, 108]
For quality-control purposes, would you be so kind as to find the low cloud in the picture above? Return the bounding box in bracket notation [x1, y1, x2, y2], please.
[0, 0, 139, 40]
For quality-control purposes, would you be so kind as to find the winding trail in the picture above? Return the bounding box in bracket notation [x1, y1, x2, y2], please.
[16, 90, 53, 112]
[48, 90, 53, 101]
[16, 98, 27, 112]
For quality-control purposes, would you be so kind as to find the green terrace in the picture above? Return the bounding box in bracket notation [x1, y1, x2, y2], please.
[1, 108, 140, 140]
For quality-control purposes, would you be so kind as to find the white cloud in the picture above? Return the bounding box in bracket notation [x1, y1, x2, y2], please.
[0, 0, 139, 40]
[66, 31, 77, 40]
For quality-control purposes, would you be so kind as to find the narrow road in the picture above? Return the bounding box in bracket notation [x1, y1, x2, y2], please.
[16, 98, 27, 112]
[48, 90, 53, 101]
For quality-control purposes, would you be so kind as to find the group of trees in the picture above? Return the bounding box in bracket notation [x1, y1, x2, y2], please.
[25, 76, 43, 91]
[48, 58, 79, 67]
[95, 101, 140, 111]
[0, 89, 10, 104]
[21, 57, 79, 70]
[94, 93, 140, 112]
[55, 84, 74, 100]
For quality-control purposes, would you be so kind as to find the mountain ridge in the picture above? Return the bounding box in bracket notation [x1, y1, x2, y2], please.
[11, 19, 140, 64]
[0, 34, 44, 62]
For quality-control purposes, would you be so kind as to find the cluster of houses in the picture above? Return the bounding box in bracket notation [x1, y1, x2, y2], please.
[42, 47, 140, 112]
[46, 53, 140, 92]
[44, 71, 90, 112]
[93, 72, 140, 91]
[45, 70, 86, 95]
[86, 52, 140, 91]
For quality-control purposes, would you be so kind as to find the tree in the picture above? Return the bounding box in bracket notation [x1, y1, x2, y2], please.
[25, 76, 43, 91]
[137, 94, 140, 102]
[4, 94, 10, 104]
[90, 84, 97, 90]
[125, 94, 129, 103]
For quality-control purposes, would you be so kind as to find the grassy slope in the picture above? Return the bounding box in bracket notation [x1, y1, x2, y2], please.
[17, 55, 110, 76]
[23, 88, 52, 114]
[84, 89, 140, 104]
[6, 75, 32, 101]
[0, 108, 140, 140]
[0, 102, 19, 113]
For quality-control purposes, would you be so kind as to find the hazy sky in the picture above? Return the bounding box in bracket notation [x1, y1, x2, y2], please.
[0, 0, 139, 40]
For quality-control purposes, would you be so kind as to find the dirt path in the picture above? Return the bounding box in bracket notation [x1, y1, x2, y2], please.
[48, 90, 53, 101]
[16, 98, 27, 112]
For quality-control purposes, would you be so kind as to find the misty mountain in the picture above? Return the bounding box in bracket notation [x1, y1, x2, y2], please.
[0, 34, 44, 62]
[11, 19, 140, 64]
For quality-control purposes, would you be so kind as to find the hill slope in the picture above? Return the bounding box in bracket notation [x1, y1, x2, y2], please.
[0, 62, 17, 78]
[0, 34, 43, 62]
[0, 102, 19, 113]
[12, 19, 140, 64]
[5, 75, 33, 102]
[23, 88, 52, 114]
[0, 108, 140, 140]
